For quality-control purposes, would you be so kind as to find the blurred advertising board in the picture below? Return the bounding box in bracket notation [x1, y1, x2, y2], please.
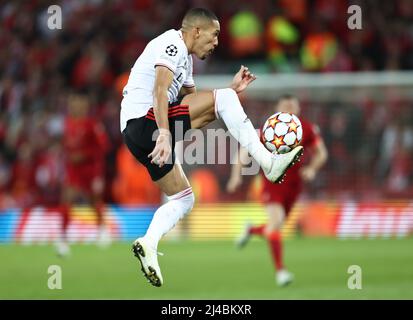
[0, 206, 155, 244]
[0, 202, 412, 243]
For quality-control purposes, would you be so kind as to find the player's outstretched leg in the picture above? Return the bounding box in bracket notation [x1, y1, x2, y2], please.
[131, 163, 194, 287]
[93, 200, 112, 248]
[214, 88, 303, 183]
[56, 189, 74, 257]
[132, 237, 164, 287]
[185, 89, 303, 184]
[265, 204, 294, 287]
[236, 223, 268, 248]
[236, 222, 252, 248]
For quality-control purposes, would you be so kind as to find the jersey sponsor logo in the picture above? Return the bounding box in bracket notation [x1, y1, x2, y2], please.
[177, 72, 183, 82]
[165, 44, 178, 56]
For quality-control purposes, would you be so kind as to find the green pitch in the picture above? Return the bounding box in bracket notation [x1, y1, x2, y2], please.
[0, 238, 412, 299]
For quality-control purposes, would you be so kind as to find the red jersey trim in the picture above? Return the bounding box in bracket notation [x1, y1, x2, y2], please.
[145, 105, 189, 120]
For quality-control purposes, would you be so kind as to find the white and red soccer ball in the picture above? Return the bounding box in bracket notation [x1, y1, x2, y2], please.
[262, 112, 303, 154]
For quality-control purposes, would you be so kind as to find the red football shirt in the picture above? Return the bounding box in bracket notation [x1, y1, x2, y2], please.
[261, 118, 321, 209]
[63, 117, 109, 166]
[277, 118, 320, 182]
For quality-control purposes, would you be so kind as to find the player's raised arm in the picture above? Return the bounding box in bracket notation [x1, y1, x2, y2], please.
[231, 65, 257, 94]
[179, 85, 196, 96]
[148, 66, 174, 167]
[179, 56, 196, 96]
[226, 147, 250, 193]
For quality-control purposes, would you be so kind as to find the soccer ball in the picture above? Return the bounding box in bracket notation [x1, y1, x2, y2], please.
[262, 112, 302, 154]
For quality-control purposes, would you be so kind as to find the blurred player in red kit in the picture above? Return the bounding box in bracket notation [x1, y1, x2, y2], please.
[57, 92, 110, 256]
[227, 95, 328, 286]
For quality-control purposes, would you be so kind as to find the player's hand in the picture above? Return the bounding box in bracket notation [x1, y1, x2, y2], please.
[148, 129, 172, 168]
[231, 65, 257, 94]
[300, 166, 316, 182]
[226, 174, 242, 193]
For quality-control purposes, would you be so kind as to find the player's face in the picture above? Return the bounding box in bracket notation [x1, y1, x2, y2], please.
[68, 95, 89, 117]
[276, 99, 300, 115]
[194, 20, 220, 60]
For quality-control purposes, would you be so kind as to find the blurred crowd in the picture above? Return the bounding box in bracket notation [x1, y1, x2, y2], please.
[1, 0, 413, 209]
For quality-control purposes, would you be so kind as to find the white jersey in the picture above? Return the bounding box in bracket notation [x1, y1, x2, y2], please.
[120, 29, 195, 131]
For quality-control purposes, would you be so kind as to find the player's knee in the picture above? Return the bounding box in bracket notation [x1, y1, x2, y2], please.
[224, 87, 238, 97]
[171, 187, 195, 215]
[184, 191, 195, 213]
[216, 88, 238, 102]
[215, 88, 245, 120]
[266, 221, 282, 232]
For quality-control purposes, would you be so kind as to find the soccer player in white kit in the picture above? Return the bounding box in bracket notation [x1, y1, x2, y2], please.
[120, 8, 303, 287]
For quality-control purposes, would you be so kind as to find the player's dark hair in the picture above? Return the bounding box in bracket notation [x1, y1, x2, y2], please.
[278, 94, 296, 102]
[68, 87, 90, 98]
[182, 8, 218, 28]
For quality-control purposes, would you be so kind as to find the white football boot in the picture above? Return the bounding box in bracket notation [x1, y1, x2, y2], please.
[235, 222, 252, 249]
[132, 237, 163, 287]
[263, 146, 304, 184]
[97, 226, 112, 249]
[55, 240, 70, 258]
[276, 269, 294, 287]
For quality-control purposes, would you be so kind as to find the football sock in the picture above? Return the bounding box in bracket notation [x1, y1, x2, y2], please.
[267, 231, 284, 271]
[144, 187, 194, 248]
[249, 224, 266, 236]
[214, 88, 272, 172]
[60, 204, 70, 240]
[94, 201, 104, 227]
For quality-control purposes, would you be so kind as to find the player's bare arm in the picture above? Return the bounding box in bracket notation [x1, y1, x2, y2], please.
[178, 65, 257, 130]
[231, 65, 257, 94]
[300, 137, 328, 182]
[148, 66, 174, 168]
[179, 85, 196, 96]
[226, 147, 250, 193]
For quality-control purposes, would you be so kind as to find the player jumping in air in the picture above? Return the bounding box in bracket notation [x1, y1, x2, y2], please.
[120, 8, 303, 287]
[227, 95, 328, 286]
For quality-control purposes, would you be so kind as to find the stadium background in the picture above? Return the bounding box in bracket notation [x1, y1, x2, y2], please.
[0, 0, 412, 299]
